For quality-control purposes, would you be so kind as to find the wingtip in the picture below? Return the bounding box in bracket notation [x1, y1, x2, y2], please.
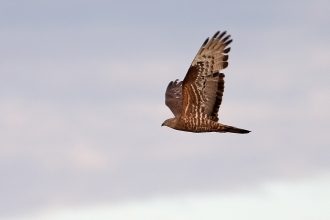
[223, 47, 231, 53]
[212, 31, 220, 38]
[218, 31, 227, 40]
[225, 39, 233, 46]
[202, 37, 209, 47]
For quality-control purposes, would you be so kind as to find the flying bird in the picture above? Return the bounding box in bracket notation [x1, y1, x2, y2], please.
[162, 31, 250, 134]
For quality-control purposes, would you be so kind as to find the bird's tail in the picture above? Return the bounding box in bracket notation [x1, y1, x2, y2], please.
[220, 125, 251, 134]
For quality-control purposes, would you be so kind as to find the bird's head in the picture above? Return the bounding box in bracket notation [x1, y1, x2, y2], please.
[161, 118, 178, 128]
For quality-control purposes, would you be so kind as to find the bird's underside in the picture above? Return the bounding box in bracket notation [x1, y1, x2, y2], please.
[172, 116, 250, 134]
[162, 30, 250, 134]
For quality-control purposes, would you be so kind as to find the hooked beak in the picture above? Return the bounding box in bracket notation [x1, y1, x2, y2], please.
[161, 123, 164, 127]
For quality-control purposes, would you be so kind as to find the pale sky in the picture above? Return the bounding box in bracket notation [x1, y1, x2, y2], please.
[1, 0, 330, 219]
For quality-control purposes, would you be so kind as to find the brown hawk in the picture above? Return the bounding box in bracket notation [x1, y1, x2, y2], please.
[162, 31, 250, 134]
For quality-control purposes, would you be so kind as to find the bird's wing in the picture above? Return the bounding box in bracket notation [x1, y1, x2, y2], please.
[181, 31, 232, 122]
[165, 79, 183, 117]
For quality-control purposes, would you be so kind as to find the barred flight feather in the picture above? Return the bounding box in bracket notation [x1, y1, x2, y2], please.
[162, 30, 250, 134]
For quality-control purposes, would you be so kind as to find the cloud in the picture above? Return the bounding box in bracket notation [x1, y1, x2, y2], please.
[69, 143, 109, 171]
[6, 172, 330, 220]
[1, 0, 330, 218]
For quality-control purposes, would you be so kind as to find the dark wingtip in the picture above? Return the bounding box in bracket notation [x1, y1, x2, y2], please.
[222, 35, 231, 42]
[225, 39, 233, 46]
[212, 31, 220, 38]
[223, 47, 231, 53]
[202, 37, 209, 46]
[218, 31, 227, 40]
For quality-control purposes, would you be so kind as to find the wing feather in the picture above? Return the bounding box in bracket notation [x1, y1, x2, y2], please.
[181, 31, 232, 121]
[165, 79, 182, 117]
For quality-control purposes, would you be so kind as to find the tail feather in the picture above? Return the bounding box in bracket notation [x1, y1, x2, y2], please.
[223, 125, 251, 134]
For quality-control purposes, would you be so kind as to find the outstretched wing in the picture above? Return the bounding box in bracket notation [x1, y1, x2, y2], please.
[165, 79, 182, 117]
[181, 31, 232, 122]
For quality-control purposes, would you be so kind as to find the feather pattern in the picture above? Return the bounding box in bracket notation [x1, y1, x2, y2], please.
[165, 79, 182, 117]
[182, 31, 232, 122]
[162, 30, 250, 134]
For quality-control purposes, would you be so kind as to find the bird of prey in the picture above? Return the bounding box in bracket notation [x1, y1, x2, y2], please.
[162, 31, 250, 134]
